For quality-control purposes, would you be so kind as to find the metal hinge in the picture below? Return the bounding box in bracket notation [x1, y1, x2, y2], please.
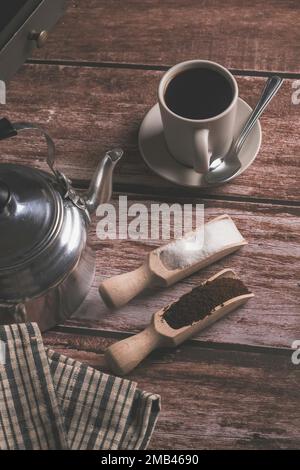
[56, 171, 91, 223]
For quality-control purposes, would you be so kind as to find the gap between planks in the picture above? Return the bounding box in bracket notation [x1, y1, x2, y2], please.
[79, 181, 300, 208]
[53, 324, 293, 358]
[26, 58, 300, 80]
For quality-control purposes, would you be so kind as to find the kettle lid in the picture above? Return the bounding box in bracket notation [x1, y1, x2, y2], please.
[0, 164, 62, 269]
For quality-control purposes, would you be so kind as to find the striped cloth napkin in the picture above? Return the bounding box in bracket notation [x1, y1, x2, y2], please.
[0, 323, 160, 450]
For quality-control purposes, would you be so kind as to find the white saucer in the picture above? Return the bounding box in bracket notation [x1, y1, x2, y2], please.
[138, 98, 262, 188]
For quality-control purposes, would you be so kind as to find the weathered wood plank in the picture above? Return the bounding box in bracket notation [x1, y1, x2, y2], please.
[43, 330, 300, 450]
[64, 195, 300, 349]
[3, 64, 299, 202]
[34, 0, 300, 74]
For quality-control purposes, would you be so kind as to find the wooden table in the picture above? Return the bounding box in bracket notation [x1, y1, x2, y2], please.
[2, 0, 300, 449]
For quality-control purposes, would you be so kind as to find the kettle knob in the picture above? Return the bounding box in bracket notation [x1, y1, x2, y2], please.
[28, 30, 49, 48]
[0, 181, 10, 212]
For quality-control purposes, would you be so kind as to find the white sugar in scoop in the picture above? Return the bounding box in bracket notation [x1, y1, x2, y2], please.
[159, 216, 245, 270]
[99, 215, 247, 309]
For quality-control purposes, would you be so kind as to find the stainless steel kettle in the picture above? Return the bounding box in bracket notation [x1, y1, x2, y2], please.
[0, 118, 123, 331]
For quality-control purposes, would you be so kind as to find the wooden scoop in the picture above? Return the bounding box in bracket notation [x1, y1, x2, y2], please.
[105, 269, 254, 375]
[99, 215, 246, 309]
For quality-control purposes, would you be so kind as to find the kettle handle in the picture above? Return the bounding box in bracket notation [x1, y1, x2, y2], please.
[0, 118, 18, 140]
[0, 117, 92, 221]
[0, 117, 59, 178]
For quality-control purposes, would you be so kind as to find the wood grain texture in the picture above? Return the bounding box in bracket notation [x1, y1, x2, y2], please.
[62, 195, 300, 349]
[43, 329, 300, 450]
[2, 64, 299, 202]
[33, 0, 300, 74]
[0, 0, 297, 451]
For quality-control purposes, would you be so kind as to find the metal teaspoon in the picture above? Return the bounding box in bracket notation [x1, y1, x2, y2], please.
[205, 75, 283, 185]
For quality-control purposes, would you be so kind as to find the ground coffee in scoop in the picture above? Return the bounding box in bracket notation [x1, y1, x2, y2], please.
[163, 277, 250, 329]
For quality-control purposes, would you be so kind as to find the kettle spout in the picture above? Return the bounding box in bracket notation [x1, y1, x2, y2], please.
[84, 148, 123, 215]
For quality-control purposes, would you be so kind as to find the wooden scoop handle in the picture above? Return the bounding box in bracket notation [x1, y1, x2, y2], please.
[105, 325, 163, 375]
[99, 263, 154, 309]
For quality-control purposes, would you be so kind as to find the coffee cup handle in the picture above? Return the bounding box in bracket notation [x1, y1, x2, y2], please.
[193, 129, 211, 174]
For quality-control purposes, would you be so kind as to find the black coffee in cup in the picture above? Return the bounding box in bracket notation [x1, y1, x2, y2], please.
[164, 68, 234, 120]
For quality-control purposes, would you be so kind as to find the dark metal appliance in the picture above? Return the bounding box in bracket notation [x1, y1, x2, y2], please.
[0, 0, 66, 82]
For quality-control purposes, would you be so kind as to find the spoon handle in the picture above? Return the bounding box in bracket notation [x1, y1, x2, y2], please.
[99, 263, 154, 309]
[105, 324, 163, 375]
[234, 76, 283, 155]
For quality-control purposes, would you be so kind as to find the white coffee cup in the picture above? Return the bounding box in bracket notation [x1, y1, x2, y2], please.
[158, 60, 238, 174]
